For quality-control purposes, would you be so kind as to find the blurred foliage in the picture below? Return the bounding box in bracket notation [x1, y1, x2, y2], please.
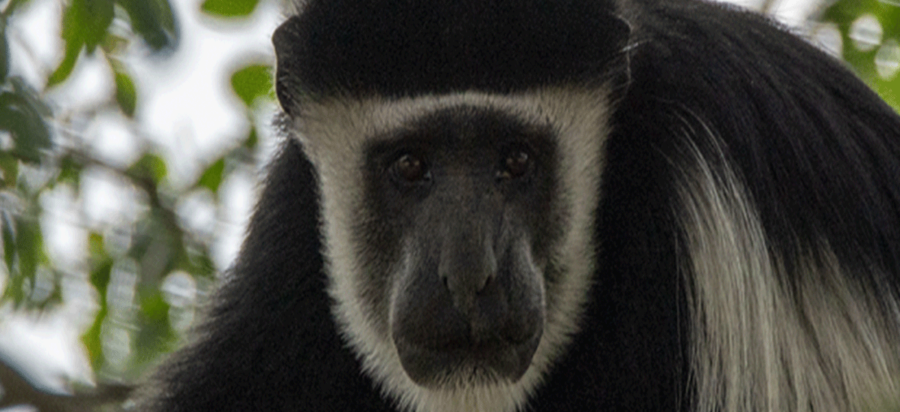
[0, 0, 270, 409]
[201, 0, 261, 17]
[821, 0, 900, 110]
[231, 64, 274, 107]
[0, 0, 896, 410]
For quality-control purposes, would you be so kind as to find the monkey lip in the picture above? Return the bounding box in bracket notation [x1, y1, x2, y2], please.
[393, 326, 543, 388]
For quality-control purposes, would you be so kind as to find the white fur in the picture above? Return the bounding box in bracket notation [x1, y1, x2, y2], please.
[676, 121, 900, 412]
[287, 87, 611, 412]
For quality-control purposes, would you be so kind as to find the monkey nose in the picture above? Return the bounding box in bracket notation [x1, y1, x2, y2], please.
[440, 258, 496, 301]
[438, 240, 498, 312]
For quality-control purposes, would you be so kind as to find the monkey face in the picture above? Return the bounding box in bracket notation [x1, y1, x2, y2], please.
[363, 106, 555, 387]
[288, 89, 610, 406]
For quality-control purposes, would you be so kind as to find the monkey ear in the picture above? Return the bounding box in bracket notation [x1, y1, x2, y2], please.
[273, 15, 306, 116]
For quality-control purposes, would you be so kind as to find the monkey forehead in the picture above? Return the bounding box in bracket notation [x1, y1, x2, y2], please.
[287, 87, 613, 169]
[273, 0, 628, 101]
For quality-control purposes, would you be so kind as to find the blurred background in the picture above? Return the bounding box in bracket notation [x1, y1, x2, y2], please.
[0, 0, 896, 410]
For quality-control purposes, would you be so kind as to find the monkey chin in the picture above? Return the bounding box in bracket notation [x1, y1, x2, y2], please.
[394, 329, 543, 390]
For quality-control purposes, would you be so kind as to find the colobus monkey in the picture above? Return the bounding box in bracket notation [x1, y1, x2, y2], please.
[135, 0, 900, 411]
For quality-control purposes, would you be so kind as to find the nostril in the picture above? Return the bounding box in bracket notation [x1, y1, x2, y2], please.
[478, 274, 493, 293]
[441, 269, 495, 296]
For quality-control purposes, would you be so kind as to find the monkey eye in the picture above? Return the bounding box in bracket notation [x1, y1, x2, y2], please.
[498, 148, 533, 180]
[390, 153, 431, 184]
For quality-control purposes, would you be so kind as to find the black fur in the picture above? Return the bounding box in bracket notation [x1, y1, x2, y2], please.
[138, 0, 900, 410]
[272, 0, 630, 112]
[136, 139, 393, 411]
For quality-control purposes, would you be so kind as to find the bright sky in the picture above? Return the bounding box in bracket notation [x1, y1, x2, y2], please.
[0, 0, 825, 398]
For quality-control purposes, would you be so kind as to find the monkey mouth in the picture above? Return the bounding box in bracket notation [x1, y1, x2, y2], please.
[388, 241, 548, 389]
[393, 324, 543, 389]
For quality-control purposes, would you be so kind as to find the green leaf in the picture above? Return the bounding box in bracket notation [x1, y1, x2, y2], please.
[0, 151, 18, 188]
[56, 154, 83, 187]
[46, 38, 81, 88]
[0, 79, 53, 163]
[197, 158, 225, 193]
[187, 250, 216, 278]
[114, 70, 137, 117]
[0, 213, 44, 306]
[14, 214, 43, 284]
[47, 0, 115, 86]
[2, 212, 15, 275]
[201, 0, 260, 18]
[88, 232, 107, 261]
[230, 64, 273, 107]
[131, 289, 175, 372]
[81, 304, 108, 370]
[69, 0, 114, 52]
[82, 229, 111, 372]
[874, 75, 900, 113]
[128, 153, 168, 184]
[116, 0, 178, 51]
[0, 17, 9, 82]
[244, 127, 258, 149]
[88, 263, 112, 297]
